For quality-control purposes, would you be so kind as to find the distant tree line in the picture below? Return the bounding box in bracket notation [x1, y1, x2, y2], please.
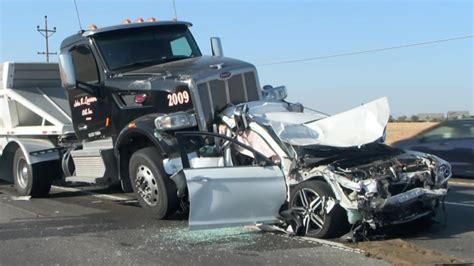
[389, 115, 467, 123]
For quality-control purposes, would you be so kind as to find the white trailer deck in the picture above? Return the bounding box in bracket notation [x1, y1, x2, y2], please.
[0, 62, 75, 181]
[0, 62, 73, 138]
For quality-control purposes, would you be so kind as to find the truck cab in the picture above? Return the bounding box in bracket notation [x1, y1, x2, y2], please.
[1, 20, 263, 218]
[59, 21, 261, 139]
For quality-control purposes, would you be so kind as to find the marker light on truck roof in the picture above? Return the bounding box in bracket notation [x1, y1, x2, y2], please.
[88, 24, 98, 30]
[155, 112, 197, 131]
[122, 19, 132, 24]
[136, 18, 144, 23]
[147, 17, 156, 22]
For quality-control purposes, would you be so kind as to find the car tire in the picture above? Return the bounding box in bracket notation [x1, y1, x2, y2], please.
[290, 180, 348, 238]
[13, 148, 52, 197]
[129, 147, 178, 219]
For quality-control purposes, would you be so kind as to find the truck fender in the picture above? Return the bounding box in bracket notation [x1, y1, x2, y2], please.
[0, 138, 60, 182]
[114, 115, 176, 192]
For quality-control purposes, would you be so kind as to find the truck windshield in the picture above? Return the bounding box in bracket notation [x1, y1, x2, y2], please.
[94, 25, 201, 72]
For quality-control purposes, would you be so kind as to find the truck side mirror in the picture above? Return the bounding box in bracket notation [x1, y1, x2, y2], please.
[59, 53, 76, 89]
[210, 37, 224, 57]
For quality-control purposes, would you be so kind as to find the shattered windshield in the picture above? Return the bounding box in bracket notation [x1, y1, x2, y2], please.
[94, 25, 201, 72]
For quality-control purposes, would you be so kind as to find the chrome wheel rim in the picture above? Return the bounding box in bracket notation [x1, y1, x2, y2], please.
[16, 158, 29, 189]
[135, 165, 159, 206]
[292, 188, 326, 235]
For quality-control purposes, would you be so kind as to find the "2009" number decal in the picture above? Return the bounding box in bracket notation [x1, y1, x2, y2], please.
[167, 91, 190, 106]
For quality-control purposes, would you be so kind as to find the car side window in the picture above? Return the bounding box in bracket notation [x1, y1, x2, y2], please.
[455, 122, 474, 139]
[422, 126, 455, 141]
[176, 132, 272, 169]
[70, 45, 100, 84]
[422, 122, 474, 141]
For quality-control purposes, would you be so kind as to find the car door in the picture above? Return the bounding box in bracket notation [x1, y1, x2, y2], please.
[68, 44, 110, 140]
[443, 121, 474, 176]
[411, 121, 474, 176]
[176, 131, 287, 230]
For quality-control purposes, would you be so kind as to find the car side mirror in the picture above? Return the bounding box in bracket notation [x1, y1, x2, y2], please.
[59, 53, 76, 89]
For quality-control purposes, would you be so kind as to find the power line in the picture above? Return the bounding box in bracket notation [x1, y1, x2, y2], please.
[257, 35, 473, 67]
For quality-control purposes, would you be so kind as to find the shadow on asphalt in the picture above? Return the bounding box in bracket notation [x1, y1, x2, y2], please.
[374, 186, 474, 242]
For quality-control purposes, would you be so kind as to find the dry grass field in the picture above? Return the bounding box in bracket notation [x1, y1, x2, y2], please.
[386, 122, 438, 145]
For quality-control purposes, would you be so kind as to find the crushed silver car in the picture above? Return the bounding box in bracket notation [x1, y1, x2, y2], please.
[168, 90, 451, 239]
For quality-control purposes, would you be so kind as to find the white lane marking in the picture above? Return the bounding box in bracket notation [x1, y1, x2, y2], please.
[253, 225, 363, 254]
[449, 181, 474, 187]
[445, 201, 474, 208]
[51, 185, 135, 202]
[298, 236, 364, 254]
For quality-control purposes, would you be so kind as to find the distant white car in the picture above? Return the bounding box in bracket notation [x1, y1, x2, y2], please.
[169, 96, 451, 240]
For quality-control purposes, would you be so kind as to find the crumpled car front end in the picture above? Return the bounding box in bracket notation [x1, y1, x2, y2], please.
[297, 146, 451, 233]
[175, 96, 451, 240]
[234, 97, 452, 238]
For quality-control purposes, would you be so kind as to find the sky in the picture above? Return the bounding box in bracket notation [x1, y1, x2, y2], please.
[0, 0, 472, 117]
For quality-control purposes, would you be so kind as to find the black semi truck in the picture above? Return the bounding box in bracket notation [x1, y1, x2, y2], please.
[0, 20, 264, 218]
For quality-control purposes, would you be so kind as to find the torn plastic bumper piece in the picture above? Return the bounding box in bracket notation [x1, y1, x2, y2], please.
[368, 187, 447, 225]
[376, 187, 447, 210]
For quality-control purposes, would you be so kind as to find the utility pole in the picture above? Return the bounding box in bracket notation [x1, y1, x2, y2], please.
[37, 15, 57, 62]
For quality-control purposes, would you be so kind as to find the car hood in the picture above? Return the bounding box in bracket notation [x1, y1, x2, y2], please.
[248, 97, 390, 148]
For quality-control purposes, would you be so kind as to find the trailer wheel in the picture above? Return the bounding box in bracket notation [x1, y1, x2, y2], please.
[129, 147, 178, 219]
[13, 149, 52, 197]
[290, 180, 347, 238]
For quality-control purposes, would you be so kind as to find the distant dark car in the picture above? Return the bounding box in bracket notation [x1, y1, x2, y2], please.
[392, 119, 474, 177]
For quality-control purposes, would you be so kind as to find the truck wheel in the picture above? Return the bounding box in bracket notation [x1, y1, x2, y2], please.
[290, 180, 347, 238]
[13, 148, 52, 197]
[129, 147, 178, 219]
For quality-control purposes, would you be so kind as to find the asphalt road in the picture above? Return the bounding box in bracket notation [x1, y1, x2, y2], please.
[0, 179, 473, 265]
[407, 181, 474, 262]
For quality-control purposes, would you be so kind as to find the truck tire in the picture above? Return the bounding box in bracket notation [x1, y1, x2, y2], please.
[13, 148, 52, 197]
[290, 180, 347, 238]
[129, 147, 178, 219]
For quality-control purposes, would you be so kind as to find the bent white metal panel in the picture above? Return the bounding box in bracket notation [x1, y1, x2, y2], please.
[184, 165, 287, 230]
[303, 97, 390, 147]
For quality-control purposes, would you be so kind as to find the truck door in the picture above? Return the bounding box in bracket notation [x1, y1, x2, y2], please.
[68, 45, 109, 140]
[175, 132, 287, 230]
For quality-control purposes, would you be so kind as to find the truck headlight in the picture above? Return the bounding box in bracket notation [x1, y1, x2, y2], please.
[262, 85, 287, 101]
[155, 112, 197, 130]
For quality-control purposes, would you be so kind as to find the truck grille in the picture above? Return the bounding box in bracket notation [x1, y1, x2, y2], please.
[196, 71, 260, 130]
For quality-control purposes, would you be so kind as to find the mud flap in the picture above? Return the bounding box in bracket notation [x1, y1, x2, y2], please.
[183, 165, 287, 230]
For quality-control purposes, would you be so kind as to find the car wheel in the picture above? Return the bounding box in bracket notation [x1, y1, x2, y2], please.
[129, 147, 178, 219]
[13, 148, 52, 197]
[290, 180, 347, 238]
